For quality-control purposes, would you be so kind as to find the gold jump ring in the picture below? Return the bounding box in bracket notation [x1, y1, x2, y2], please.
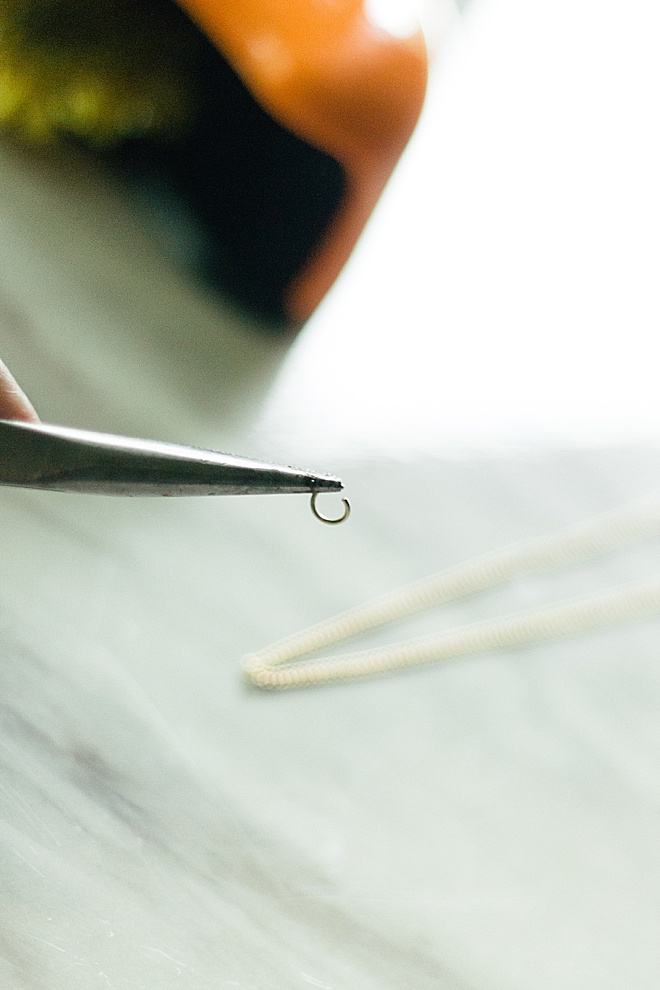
[310, 491, 351, 525]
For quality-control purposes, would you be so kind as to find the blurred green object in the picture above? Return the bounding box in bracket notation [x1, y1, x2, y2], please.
[0, 0, 346, 324]
[0, 0, 200, 145]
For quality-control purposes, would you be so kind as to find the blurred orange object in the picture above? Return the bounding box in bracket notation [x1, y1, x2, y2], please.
[175, 0, 427, 324]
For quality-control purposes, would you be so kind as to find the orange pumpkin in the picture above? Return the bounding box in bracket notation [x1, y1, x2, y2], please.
[175, 0, 427, 323]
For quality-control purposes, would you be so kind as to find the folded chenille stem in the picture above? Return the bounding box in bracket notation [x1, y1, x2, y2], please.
[243, 493, 660, 689]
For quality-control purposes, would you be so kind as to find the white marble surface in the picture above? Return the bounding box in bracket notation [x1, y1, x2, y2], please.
[2, 2, 660, 988]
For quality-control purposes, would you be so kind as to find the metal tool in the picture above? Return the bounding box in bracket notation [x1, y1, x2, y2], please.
[0, 419, 343, 499]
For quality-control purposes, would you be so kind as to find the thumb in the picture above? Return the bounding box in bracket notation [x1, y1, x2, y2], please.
[0, 360, 39, 422]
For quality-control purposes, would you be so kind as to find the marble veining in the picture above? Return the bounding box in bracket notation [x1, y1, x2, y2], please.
[2, 3, 660, 982]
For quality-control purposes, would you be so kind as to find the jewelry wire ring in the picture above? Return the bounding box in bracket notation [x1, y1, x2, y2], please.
[310, 491, 351, 525]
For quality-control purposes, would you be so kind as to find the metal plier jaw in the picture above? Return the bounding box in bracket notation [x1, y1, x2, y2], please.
[0, 420, 343, 497]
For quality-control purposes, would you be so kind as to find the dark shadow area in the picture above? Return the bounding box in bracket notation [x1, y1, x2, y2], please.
[110, 3, 347, 326]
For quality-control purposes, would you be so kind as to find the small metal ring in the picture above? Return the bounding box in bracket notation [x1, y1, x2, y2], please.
[310, 491, 351, 525]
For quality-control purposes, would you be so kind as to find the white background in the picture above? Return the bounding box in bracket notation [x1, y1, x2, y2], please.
[259, 0, 660, 458]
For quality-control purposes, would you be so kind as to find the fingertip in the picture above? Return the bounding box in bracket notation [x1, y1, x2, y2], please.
[0, 360, 39, 423]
